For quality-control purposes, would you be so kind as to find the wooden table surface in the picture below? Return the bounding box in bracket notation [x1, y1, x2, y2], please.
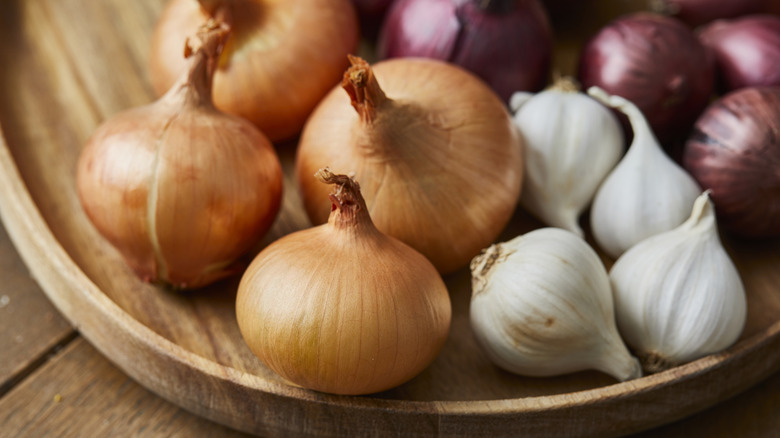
[0, 217, 778, 437]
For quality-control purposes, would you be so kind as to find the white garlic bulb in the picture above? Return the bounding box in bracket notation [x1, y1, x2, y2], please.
[610, 191, 747, 373]
[510, 78, 623, 236]
[469, 228, 641, 381]
[588, 87, 701, 259]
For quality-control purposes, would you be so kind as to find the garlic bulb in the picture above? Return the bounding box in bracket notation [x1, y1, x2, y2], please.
[510, 78, 623, 236]
[610, 191, 747, 373]
[469, 228, 641, 381]
[588, 86, 701, 259]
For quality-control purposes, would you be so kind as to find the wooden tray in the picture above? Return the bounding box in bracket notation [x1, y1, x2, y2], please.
[1, 0, 778, 436]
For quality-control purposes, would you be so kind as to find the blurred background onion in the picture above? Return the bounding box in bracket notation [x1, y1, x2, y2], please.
[377, 0, 553, 103]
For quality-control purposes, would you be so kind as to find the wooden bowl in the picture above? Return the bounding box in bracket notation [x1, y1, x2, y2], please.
[0, 0, 778, 436]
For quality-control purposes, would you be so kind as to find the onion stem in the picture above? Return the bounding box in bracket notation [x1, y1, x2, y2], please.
[342, 55, 388, 123]
[168, 20, 230, 108]
[316, 168, 372, 230]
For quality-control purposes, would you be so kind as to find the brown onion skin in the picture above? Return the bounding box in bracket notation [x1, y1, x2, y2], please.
[148, 0, 359, 142]
[236, 171, 451, 395]
[699, 15, 780, 93]
[683, 87, 780, 237]
[295, 57, 524, 275]
[79, 25, 284, 289]
[577, 12, 715, 143]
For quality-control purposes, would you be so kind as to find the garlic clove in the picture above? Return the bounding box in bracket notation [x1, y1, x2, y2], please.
[470, 228, 641, 382]
[587, 86, 701, 259]
[511, 79, 623, 236]
[509, 91, 534, 113]
[610, 191, 747, 373]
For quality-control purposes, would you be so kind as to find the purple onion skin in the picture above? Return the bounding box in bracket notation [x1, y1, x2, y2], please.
[377, 0, 553, 102]
[578, 12, 715, 143]
[699, 15, 780, 93]
[683, 87, 780, 238]
[657, 0, 779, 27]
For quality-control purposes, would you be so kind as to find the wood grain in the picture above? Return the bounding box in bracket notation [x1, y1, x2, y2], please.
[0, 0, 779, 436]
[0, 334, 778, 437]
[637, 373, 780, 437]
[0, 211, 74, 395]
[0, 337, 248, 438]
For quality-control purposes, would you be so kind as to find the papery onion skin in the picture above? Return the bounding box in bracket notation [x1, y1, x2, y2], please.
[654, 0, 779, 27]
[149, 0, 359, 142]
[699, 15, 780, 93]
[236, 170, 451, 395]
[578, 12, 715, 143]
[683, 86, 780, 237]
[78, 23, 283, 289]
[295, 57, 524, 274]
[377, 0, 553, 102]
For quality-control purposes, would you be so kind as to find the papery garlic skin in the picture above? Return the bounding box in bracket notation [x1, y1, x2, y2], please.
[610, 191, 747, 373]
[469, 228, 641, 381]
[588, 87, 701, 259]
[510, 80, 622, 236]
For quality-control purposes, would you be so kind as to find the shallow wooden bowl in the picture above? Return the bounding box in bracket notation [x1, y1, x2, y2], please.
[1, 0, 778, 436]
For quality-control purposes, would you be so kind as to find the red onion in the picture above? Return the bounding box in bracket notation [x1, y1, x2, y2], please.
[699, 15, 780, 93]
[653, 0, 780, 27]
[577, 12, 714, 143]
[683, 86, 780, 237]
[377, 0, 553, 102]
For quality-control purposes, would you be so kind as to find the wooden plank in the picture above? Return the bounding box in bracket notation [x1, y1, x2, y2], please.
[636, 371, 780, 437]
[0, 337, 249, 438]
[1, 334, 778, 437]
[0, 220, 74, 394]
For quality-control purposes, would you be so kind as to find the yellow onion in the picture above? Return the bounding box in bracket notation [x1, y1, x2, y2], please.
[295, 56, 524, 274]
[236, 169, 452, 395]
[77, 22, 283, 289]
[148, 0, 359, 142]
